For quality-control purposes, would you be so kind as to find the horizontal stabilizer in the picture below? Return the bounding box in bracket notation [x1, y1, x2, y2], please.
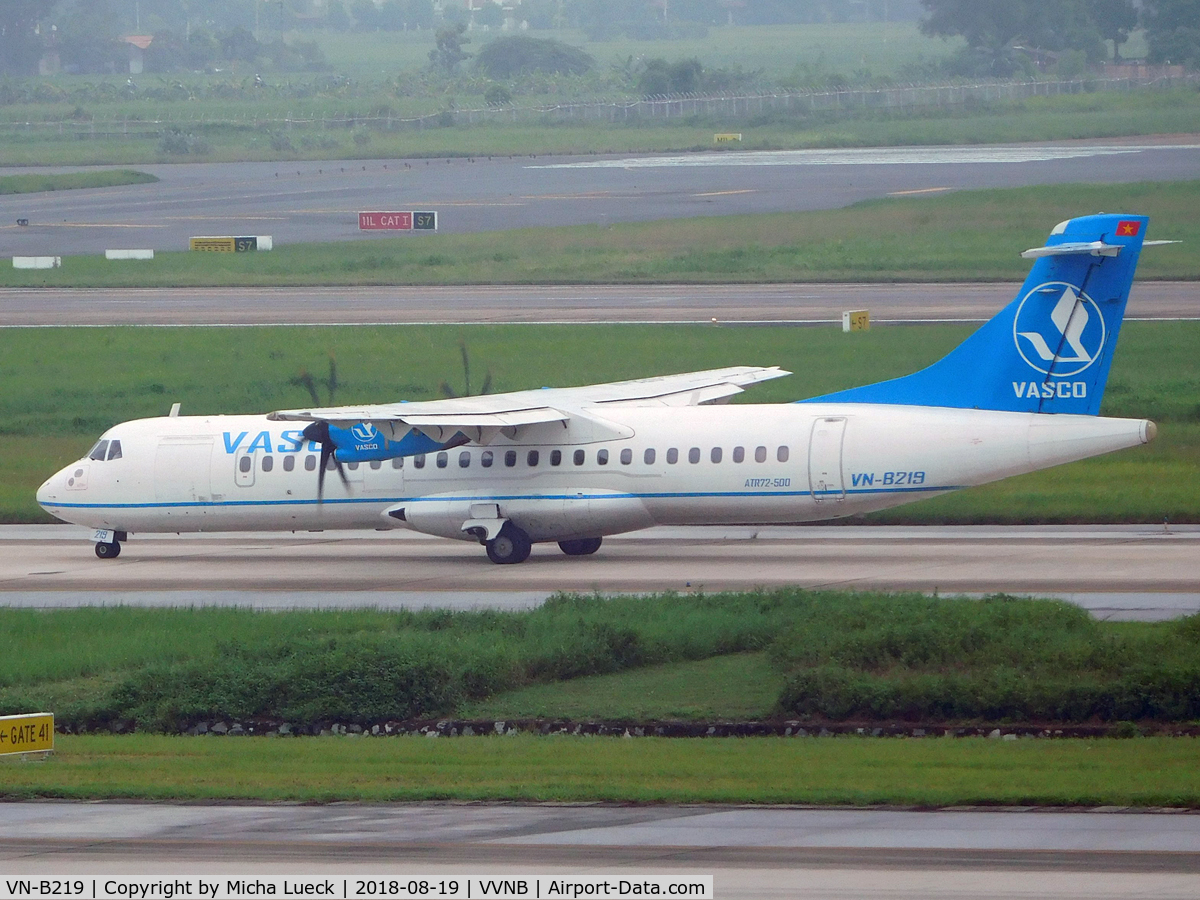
[1021, 240, 1121, 259]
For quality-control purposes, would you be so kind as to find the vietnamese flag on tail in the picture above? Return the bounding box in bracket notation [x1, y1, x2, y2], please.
[1117, 220, 1141, 237]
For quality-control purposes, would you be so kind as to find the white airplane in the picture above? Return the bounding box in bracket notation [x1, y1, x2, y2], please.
[38, 213, 1163, 564]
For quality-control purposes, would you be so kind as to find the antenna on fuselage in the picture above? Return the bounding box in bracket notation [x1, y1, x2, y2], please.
[169, 403, 181, 417]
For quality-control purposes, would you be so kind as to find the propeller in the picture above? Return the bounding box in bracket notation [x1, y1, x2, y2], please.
[299, 420, 348, 503]
[289, 354, 337, 407]
[439, 340, 492, 398]
[285, 354, 347, 502]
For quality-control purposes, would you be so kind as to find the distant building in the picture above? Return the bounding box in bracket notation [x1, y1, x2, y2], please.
[123, 35, 153, 74]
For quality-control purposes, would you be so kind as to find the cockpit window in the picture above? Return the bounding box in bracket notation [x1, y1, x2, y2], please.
[107, 440, 123, 461]
[88, 440, 109, 461]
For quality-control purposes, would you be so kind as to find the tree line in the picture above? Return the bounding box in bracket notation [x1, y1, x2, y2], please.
[920, 0, 1200, 76]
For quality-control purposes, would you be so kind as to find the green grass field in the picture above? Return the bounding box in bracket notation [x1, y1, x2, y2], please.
[462, 652, 785, 721]
[4, 733, 1199, 806]
[2, 181, 1198, 288]
[0, 170, 157, 194]
[317, 23, 963, 82]
[3, 317, 1197, 524]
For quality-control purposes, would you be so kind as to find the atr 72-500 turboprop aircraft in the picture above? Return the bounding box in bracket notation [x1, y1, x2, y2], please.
[38, 214, 1168, 564]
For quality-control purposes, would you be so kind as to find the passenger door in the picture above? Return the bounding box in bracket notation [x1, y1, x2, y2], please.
[808, 417, 846, 503]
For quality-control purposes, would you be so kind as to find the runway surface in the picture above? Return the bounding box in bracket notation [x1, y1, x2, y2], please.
[3, 281, 1197, 327]
[4, 803, 1200, 898]
[3, 140, 1199, 255]
[2, 525, 1197, 612]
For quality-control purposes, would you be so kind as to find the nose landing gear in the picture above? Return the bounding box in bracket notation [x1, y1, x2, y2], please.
[92, 529, 127, 560]
[95, 540, 121, 559]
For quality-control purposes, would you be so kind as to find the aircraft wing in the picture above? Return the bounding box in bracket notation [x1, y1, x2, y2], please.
[267, 365, 789, 442]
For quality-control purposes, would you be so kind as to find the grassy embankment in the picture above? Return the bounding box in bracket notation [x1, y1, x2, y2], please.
[5, 593, 1200, 805]
[0, 170, 157, 194]
[4, 593, 1200, 731]
[3, 180, 1199, 288]
[3, 319, 1198, 524]
[6, 89, 1198, 167]
[5, 733, 1200, 806]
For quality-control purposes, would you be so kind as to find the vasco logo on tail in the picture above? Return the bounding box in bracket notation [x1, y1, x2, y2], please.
[1012, 282, 1106, 377]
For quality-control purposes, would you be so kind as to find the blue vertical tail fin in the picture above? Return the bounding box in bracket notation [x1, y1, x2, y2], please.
[802, 213, 1149, 415]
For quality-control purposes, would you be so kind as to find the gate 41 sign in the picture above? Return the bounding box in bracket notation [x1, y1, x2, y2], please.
[359, 211, 438, 231]
[0, 712, 54, 756]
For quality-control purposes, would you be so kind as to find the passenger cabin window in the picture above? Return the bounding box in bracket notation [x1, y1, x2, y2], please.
[481, 451, 493, 468]
[644, 448, 656, 465]
[283, 456, 295, 472]
[326, 457, 338, 471]
[505, 451, 517, 468]
[391, 457, 403, 469]
[620, 448, 632, 465]
[304, 455, 316, 471]
[370, 460, 382, 470]
[688, 447, 700, 464]
[573, 449, 585, 466]
[459, 451, 471, 468]
[347, 462, 359, 471]
[777, 446, 790, 462]
[261, 455, 274, 473]
[733, 446, 745, 463]
[550, 450, 562, 466]
[597, 449, 609, 465]
[238, 456, 252, 474]
[527, 450, 540, 467]
[755, 446, 767, 463]
[436, 452, 448, 469]
[107, 440, 122, 461]
[414, 454, 426, 469]
[666, 448, 679, 464]
[89, 440, 109, 461]
[711, 447, 722, 464]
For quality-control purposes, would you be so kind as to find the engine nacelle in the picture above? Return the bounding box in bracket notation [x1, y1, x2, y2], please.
[384, 490, 655, 543]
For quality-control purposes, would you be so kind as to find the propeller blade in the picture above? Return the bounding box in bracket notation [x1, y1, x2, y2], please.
[459, 341, 471, 397]
[302, 421, 340, 504]
[289, 369, 320, 407]
[325, 353, 338, 404]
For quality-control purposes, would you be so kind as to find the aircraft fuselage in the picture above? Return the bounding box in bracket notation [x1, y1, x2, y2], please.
[38, 404, 1152, 543]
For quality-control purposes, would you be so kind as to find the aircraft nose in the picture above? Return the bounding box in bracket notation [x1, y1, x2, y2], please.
[36, 469, 63, 509]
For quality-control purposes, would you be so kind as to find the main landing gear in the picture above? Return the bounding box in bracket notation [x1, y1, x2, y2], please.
[483, 527, 603, 565]
[486, 522, 532, 565]
[559, 537, 602, 556]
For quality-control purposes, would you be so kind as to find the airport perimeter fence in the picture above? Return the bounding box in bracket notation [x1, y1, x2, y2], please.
[2, 73, 1197, 141]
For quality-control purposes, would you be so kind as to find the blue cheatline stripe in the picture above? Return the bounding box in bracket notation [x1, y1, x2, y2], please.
[40, 484, 958, 512]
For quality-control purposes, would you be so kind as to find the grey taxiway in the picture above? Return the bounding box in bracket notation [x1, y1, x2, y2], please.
[3, 139, 1200, 256]
[3, 802, 1200, 899]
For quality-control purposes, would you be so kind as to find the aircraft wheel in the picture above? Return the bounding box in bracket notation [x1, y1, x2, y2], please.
[558, 537, 602, 556]
[486, 524, 532, 565]
[95, 541, 121, 560]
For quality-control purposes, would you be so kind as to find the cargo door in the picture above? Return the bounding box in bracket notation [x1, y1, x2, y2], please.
[156, 439, 214, 502]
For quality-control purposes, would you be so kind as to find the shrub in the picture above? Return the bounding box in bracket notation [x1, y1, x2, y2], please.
[474, 36, 594, 79]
